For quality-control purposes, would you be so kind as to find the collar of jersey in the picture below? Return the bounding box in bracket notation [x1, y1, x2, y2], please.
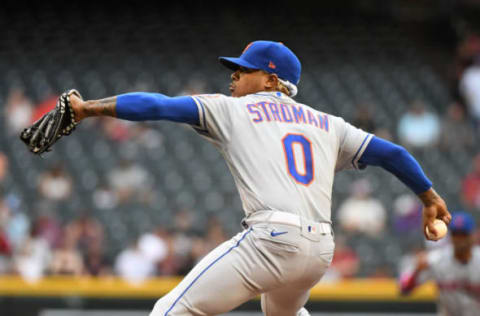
[253, 91, 291, 99]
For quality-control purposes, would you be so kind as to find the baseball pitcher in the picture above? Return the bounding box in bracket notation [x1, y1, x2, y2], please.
[21, 41, 451, 316]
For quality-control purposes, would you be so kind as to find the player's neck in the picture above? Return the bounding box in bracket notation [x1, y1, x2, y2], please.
[454, 248, 472, 264]
[264, 87, 289, 96]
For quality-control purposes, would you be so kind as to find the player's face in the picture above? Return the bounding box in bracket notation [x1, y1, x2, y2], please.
[451, 232, 474, 253]
[230, 67, 270, 97]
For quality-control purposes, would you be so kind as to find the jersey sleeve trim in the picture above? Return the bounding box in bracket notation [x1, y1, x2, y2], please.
[351, 133, 373, 170]
[191, 96, 209, 133]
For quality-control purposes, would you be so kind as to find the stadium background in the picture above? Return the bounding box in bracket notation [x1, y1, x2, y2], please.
[0, 0, 479, 315]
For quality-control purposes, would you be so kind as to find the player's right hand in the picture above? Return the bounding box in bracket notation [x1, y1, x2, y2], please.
[418, 188, 451, 241]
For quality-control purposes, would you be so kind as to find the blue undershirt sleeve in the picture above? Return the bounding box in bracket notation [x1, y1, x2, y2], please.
[115, 92, 199, 125]
[358, 136, 432, 194]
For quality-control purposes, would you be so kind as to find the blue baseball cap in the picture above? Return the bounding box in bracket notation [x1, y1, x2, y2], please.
[449, 212, 475, 234]
[219, 41, 302, 85]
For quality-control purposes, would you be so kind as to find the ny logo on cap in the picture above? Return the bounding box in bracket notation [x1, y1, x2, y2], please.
[454, 216, 464, 228]
[268, 61, 276, 69]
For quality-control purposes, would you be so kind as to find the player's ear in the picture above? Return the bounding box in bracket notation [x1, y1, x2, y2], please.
[264, 73, 278, 90]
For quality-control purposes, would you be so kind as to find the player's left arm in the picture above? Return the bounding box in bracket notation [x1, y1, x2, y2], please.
[69, 92, 200, 125]
[359, 136, 451, 240]
[399, 251, 430, 295]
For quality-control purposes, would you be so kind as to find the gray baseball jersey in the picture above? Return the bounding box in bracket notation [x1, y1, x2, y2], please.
[150, 91, 371, 316]
[421, 246, 480, 316]
[191, 91, 372, 223]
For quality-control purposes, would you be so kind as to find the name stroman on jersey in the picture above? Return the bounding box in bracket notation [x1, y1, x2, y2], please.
[246, 98, 329, 132]
[192, 92, 372, 223]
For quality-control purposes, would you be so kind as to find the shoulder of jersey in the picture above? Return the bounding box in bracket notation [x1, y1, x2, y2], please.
[194, 93, 225, 99]
[429, 245, 453, 262]
[473, 246, 480, 258]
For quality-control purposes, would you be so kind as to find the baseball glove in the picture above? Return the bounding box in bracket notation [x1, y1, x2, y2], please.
[20, 89, 82, 155]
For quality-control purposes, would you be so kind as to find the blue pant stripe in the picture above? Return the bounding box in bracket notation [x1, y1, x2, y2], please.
[164, 228, 253, 316]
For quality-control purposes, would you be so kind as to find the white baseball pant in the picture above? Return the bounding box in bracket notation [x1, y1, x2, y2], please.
[150, 212, 334, 316]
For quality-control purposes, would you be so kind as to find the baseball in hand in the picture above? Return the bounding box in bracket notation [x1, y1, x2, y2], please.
[425, 219, 448, 240]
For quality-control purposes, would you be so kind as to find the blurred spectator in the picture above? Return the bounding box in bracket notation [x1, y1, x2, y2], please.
[92, 182, 119, 210]
[172, 210, 197, 248]
[166, 216, 229, 275]
[13, 224, 52, 282]
[131, 125, 164, 151]
[2, 195, 30, 250]
[452, 33, 480, 105]
[439, 102, 475, 151]
[322, 236, 359, 281]
[462, 154, 480, 210]
[352, 104, 376, 133]
[171, 209, 202, 274]
[102, 118, 134, 142]
[397, 100, 440, 150]
[31, 210, 63, 249]
[0, 199, 12, 274]
[157, 230, 183, 276]
[178, 78, 208, 96]
[0, 152, 9, 186]
[392, 194, 422, 235]
[83, 240, 110, 276]
[115, 238, 155, 284]
[107, 159, 150, 203]
[0, 197, 19, 275]
[204, 215, 227, 252]
[173, 209, 198, 236]
[138, 227, 168, 269]
[5, 88, 33, 134]
[61, 214, 110, 276]
[459, 55, 480, 129]
[49, 225, 84, 276]
[454, 33, 480, 82]
[0, 228, 12, 274]
[66, 213, 104, 256]
[38, 164, 73, 202]
[31, 93, 58, 122]
[189, 237, 208, 266]
[337, 179, 386, 237]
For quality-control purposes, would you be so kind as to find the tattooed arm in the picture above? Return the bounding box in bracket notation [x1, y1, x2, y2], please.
[69, 92, 199, 125]
[70, 95, 117, 121]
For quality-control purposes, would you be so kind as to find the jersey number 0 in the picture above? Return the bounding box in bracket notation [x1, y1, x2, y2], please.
[282, 134, 314, 185]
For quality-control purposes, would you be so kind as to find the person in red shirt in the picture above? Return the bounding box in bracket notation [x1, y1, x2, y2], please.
[462, 154, 480, 210]
[0, 228, 12, 273]
[0, 230, 11, 255]
[31, 94, 59, 122]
